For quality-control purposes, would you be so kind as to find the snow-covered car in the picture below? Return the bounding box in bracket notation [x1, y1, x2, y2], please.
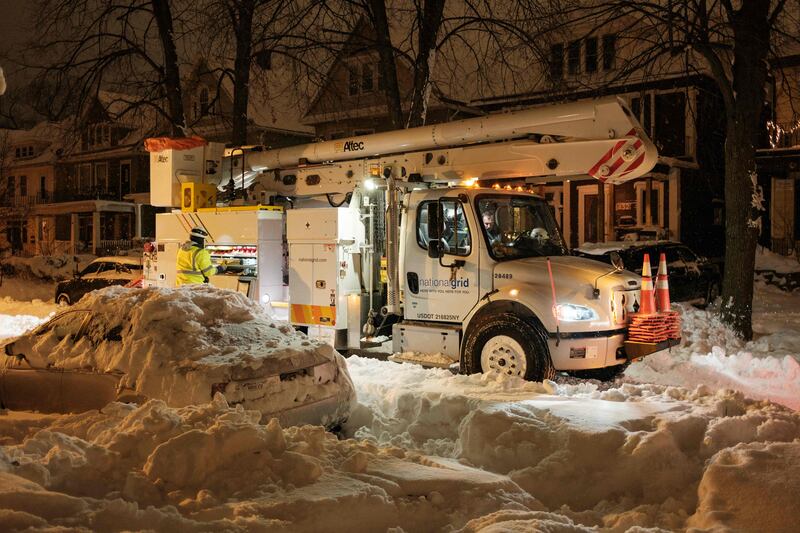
[54, 256, 143, 306]
[574, 241, 722, 306]
[1, 285, 356, 429]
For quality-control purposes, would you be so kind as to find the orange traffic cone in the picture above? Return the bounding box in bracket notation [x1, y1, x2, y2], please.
[638, 253, 657, 315]
[656, 252, 671, 312]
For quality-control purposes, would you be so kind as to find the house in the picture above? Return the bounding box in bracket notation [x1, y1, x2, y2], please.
[183, 57, 314, 147]
[300, 20, 728, 256]
[0, 61, 315, 257]
[303, 19, 482, 141]
[756, 54, 800, 256]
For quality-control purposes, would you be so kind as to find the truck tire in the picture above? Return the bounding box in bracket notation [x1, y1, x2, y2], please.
[56, 293, 71, 306]
[462, 313, 555, 382]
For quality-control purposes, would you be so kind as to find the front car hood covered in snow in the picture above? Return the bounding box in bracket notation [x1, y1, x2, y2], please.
[0, 285, 356, 426]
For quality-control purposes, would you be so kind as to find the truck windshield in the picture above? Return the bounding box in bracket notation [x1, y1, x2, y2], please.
[476, 195, 568, 260]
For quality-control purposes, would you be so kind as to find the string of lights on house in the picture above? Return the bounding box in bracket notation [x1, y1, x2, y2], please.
[766, 119, 800, 148]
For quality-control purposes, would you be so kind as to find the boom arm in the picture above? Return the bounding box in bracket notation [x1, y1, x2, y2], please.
[233, 97, 658, 196]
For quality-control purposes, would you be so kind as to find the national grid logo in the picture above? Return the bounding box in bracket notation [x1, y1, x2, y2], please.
[419, 277, 470, 290]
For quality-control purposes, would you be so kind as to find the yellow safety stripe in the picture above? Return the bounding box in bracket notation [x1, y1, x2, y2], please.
[290, 304, 336, 326]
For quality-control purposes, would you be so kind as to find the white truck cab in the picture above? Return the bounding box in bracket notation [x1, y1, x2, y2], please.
[398, 187, 640, 380]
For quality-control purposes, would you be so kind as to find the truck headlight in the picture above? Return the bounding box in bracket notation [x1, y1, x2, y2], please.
[556, 304, 598, 321]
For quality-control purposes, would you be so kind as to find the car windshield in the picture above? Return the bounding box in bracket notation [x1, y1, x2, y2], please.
[476, 194, 568, 260]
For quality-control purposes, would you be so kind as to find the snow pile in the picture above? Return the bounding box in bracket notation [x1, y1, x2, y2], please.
[626, 283, 800, 409]
[2, 254, 94, 281]
[0, 65, 5, 95]
[0, 296, 56, 340]
[16, 285, 355, 425]
[346, 356, 800, 530]
[755, 247, 800, 274]
[0, 398, 540, 532]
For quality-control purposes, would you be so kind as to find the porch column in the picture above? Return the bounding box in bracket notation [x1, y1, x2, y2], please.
[135, 204, 142, 239]
[669, 168, 680, 241]
[70, 213, 79, 255]
[92, 211, 101, 255]
[34, 215, 42, 253]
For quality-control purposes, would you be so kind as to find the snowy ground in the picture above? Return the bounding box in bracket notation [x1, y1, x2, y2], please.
[0, 280, 798, 531]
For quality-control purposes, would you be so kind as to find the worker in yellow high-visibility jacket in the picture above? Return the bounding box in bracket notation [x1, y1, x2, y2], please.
[176, 227, 225, 286]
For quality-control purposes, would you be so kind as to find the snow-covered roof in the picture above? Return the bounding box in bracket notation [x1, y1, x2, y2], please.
[575, 240, 677, 255]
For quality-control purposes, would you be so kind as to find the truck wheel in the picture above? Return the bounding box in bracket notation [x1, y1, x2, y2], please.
[462, 313, 555, 382]
[56, 294, 70, 306]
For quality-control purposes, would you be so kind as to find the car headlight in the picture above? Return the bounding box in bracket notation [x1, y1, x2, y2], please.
[556, 303, 598, 321]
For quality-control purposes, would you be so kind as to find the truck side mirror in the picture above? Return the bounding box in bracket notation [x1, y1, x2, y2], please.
[428, 240, 443, 259]
[427, 203, 442, 241]
[426, 203, 444, 258]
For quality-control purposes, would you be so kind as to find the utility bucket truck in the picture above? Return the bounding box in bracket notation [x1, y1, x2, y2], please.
[144, 97, 675, 381]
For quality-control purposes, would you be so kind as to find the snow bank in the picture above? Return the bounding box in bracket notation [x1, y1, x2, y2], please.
[755, 247, 800, 274]
[14, 285, 355, 426]
[2, 254, 94, 281]
[626, 283, 800, 409]
[346, 356, 800, 530]
[0, 398, 539, 532]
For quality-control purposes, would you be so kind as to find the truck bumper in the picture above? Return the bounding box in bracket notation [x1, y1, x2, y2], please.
[547, 330, 681, 370]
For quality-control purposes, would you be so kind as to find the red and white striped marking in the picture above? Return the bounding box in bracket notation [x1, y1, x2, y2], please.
[588, 129, 647, 181]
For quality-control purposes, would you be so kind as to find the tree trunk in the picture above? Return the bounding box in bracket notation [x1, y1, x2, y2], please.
[367, 0, 403, 129]
[151, 0, 186, 137]
[231, 0, 255, 146]
[718, 2, 770, 339]
[406, 0, 446, 128]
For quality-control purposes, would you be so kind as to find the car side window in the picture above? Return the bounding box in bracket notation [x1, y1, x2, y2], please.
[80, 262, 102, 277]
[417, 200, 471, 256]
[677, 246, 699, 264]
[663, 247, 684, 268]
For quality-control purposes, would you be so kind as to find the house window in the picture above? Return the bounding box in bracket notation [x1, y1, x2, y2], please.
[348, 68, 359, 96]
[568, 40, 581, 75]
[377, 63, 385, 91]
[549, 44, 564, 80]
[361, 63, 374, 92]
[603, 34, 616, 70]
[19, 176, 27, 197]
[197, 87, 209, 118]
[79, 164, 92, 191]
[585, 37, 598, 73]
[95, 163, 108, 192]
[55, 215, 71, 241]
[120, 161, 131, 196]
[7, 176, 14, 197]
[634, 180, 664, 226]
[14, 146, 34, 158]
[40, 176, 46, 200]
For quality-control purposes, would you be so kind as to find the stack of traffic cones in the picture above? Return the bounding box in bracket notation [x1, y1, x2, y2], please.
[627, 252, 680, 343]
[656, 252, 681, 339]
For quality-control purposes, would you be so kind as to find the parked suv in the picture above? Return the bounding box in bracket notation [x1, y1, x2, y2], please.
[55, 256, 143, 305]
[574, 241, 722, 307]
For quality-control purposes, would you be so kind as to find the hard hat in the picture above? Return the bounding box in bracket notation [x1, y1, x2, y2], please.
[190, 227, 209, 239]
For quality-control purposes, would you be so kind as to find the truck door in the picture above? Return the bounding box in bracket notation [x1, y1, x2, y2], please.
[403, 195, 480, 322]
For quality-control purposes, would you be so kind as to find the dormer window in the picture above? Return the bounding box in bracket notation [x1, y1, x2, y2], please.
[14, 146, 35, 159]
[82, 123, 111, 150]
